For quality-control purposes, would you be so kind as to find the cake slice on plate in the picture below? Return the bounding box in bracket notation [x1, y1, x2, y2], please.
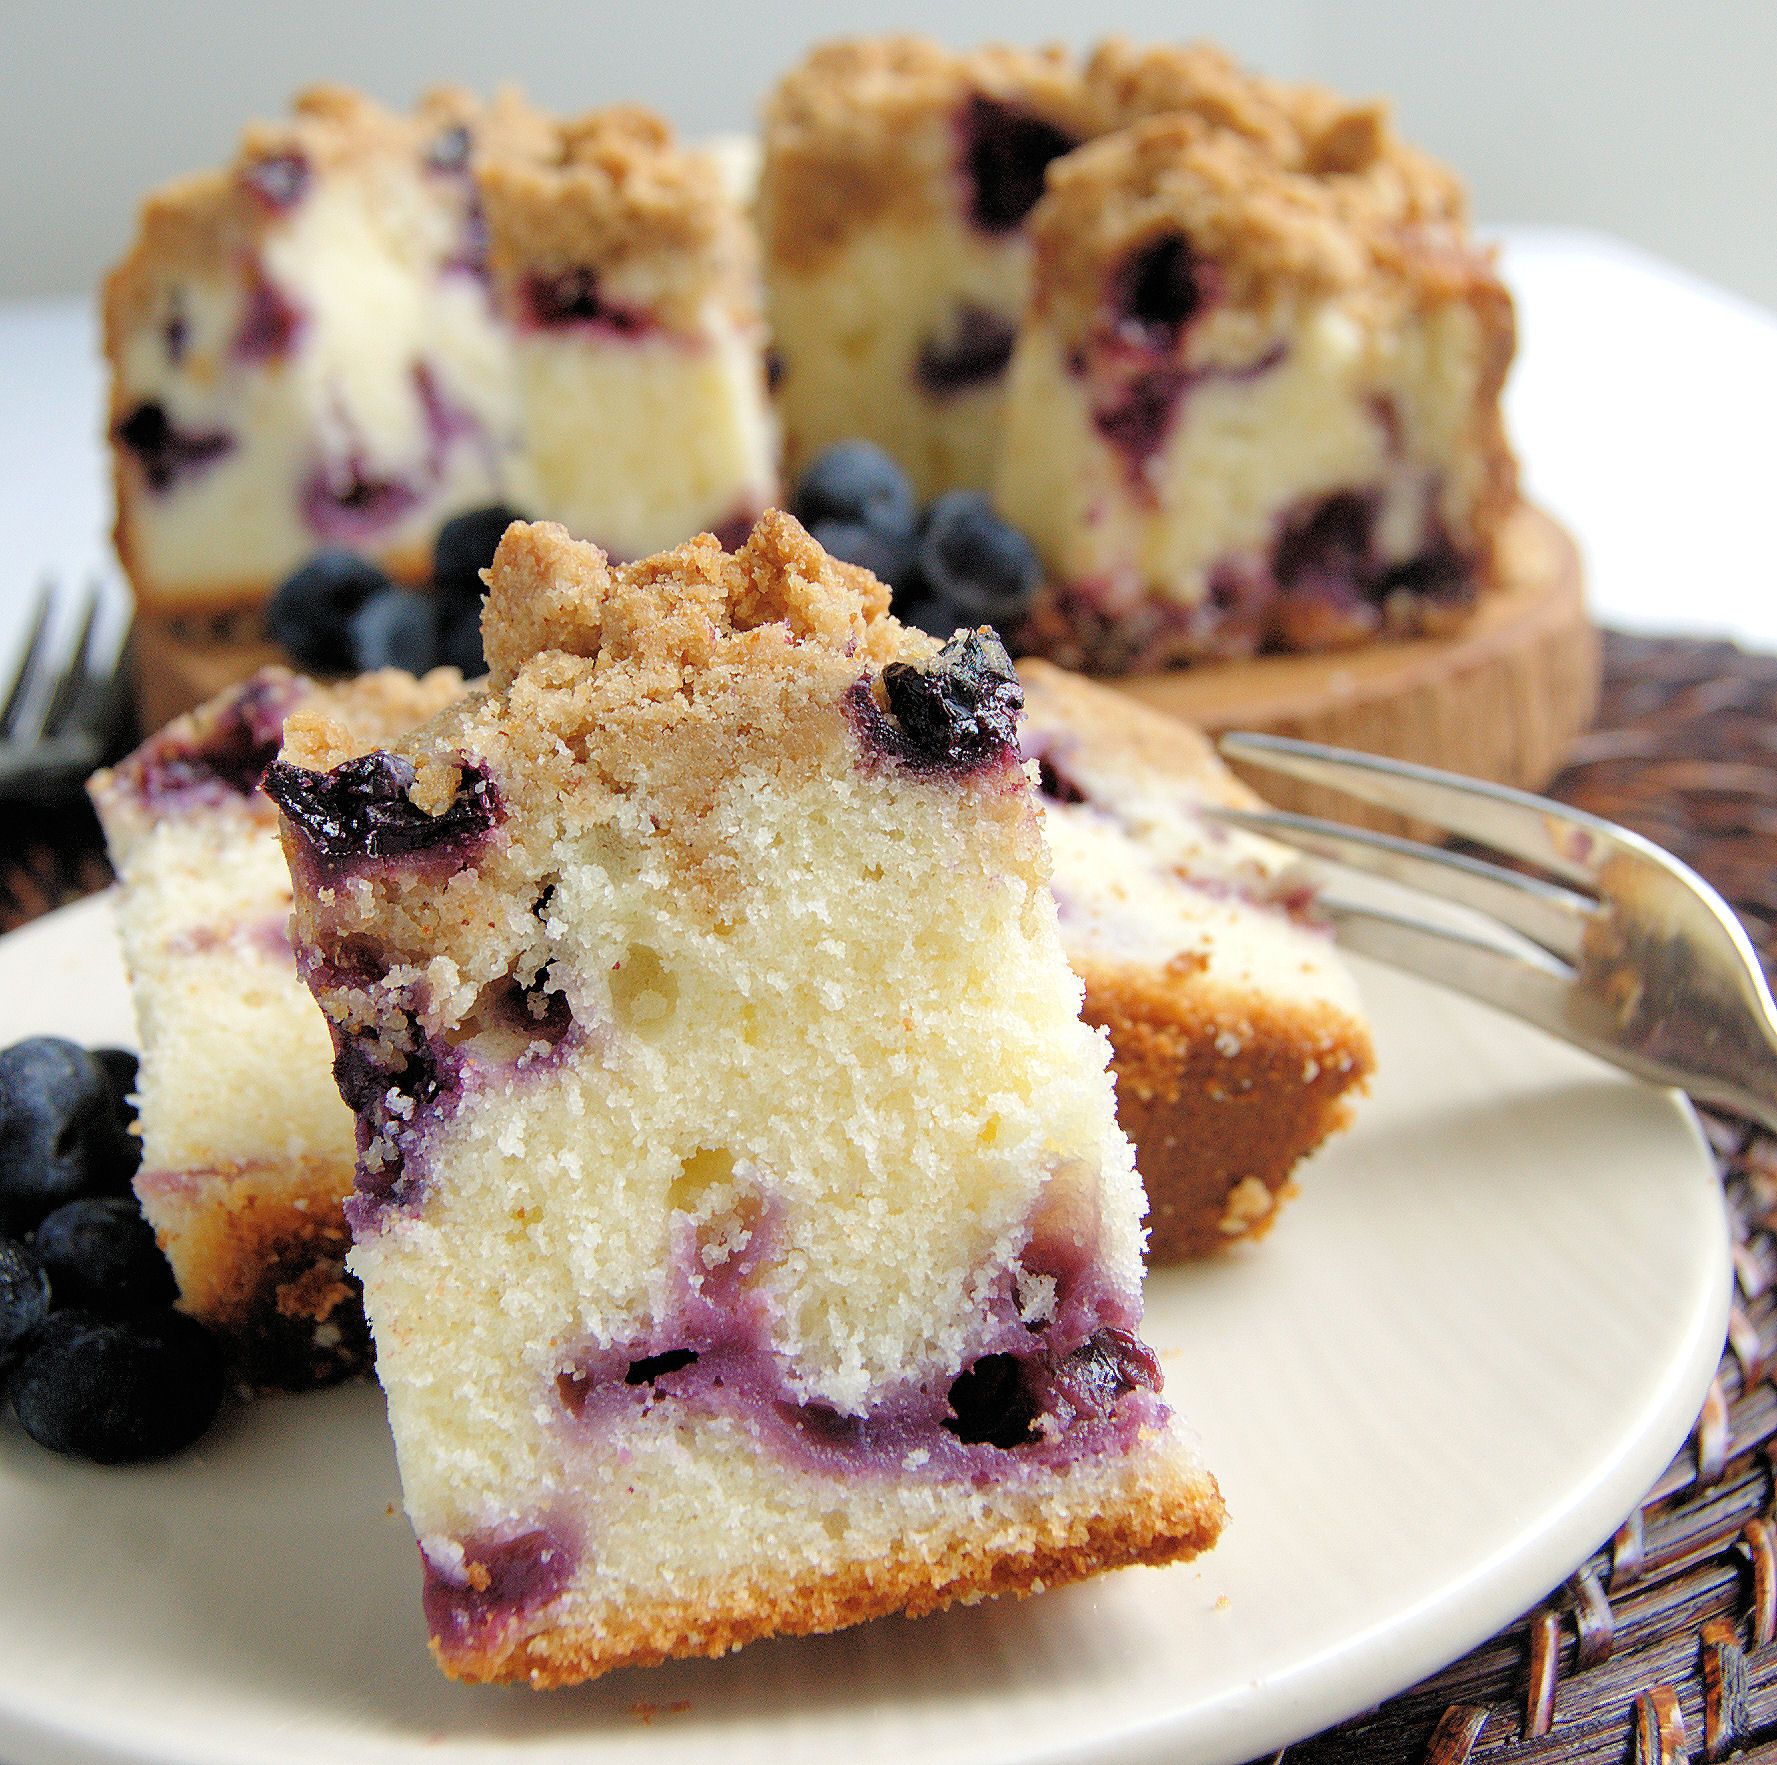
[1021, 661, 1374, 1258]
[88, 665, 465, 1388]
[265, 512, 1223, 1685]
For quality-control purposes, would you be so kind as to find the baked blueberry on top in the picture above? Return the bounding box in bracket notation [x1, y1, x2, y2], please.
[271, 512, 1223, 1686]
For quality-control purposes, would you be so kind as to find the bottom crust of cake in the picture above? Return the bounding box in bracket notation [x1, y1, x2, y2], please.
[1084, 971, 1372, 1260]
[134, 1155, 369, 1390]
[434, 1438, 1224, 1686]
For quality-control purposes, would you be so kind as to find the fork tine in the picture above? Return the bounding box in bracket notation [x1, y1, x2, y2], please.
[1320, 897, 1576, 1033]
[37, 581, 101, 741]
[1206, 802, 1596, 961]
[0, 582, 54, 741]
[1218, 732, 1621, 888]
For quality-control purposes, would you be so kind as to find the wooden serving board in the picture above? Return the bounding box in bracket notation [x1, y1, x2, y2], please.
[129, 501, 1595, 834]
[1112, 501, 1598, 832]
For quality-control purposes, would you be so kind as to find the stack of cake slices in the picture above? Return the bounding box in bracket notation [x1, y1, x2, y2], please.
[760, 36, 1517, 670]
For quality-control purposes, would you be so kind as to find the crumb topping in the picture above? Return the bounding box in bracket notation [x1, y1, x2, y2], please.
[278, 514, 924, 922]
[759, 36, 1097, 273]
[479, 106, 762, 334]
[1027, 113, 1501, 349]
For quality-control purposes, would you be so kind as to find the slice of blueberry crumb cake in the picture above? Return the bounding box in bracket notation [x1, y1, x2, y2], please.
[264, 512, 1223, 1685]
[88, 665, 465, 1389]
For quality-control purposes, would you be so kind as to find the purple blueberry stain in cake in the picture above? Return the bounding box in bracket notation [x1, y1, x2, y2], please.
[521, 268, 656, 339]
[847, 629, 1023, 778]
[301, 459, 422, 545]
[232, 274, 305, 362]
[120, 672, 301, 813]
[956, 94, 1077, 236]
[1114, 234, 1211, 351]
[421, 1525, 575, 1657]
[262, 749, 504, 873]
[553, 1166, 1163, 1480]
[331, 1007, 464, 1231]
[114, 402, 235, 495]
[915, 303, 1018, 397]
[243, 151, 310, 212]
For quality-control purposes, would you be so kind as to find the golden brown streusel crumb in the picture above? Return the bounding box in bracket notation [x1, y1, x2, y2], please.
[758, 35, 1097, 274]
[1026, 113, 1500, 350]
[479, 106, 761, 333]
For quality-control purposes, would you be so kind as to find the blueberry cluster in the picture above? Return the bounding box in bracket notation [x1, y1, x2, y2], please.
[1, 1038, 224, 1463]
[268, 504, 523, 680]
[790, 444, 1043, 647]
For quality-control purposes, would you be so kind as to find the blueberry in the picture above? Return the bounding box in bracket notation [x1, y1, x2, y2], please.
[0, 1038, 137, 1235]
[350, 586, 439, 674]
[32, 1197, 176, 1317]
[915, 491, 1043, 634]
[90, 1048, 139, 1133]
[808, 518, 919, 594]
[262, 750, 502, 866]
[945, 1352, 1038, 1448]
[0, 1237, 51, 1370]
[7, 1308, 225, 1463]
[268, 551, 394, 673]
[113, 402, 235, 494]
[959, 95, 1077, 235]
[792, 443, 918, 544]
[432, 504, 523, 602]
[437, 598, 486, 678]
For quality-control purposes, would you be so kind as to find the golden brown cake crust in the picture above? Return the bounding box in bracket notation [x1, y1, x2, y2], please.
[134, 1157, 370, 1390]
[437, 1448, 1224, 1685]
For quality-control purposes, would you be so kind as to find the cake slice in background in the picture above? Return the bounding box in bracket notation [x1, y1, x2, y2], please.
[87, 665, 464, 1388]
[104, 86, 535, 618]
[998, 111, 1517, 671]
[265, 513, 1222, 1685]
[104, 86, 776, 620]
[759, 37, 1098, 501]
[1020, 660, 1374, 1259]
[480, 106, 777, 560]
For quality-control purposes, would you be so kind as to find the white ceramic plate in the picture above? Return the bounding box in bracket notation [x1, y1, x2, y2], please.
[0, 894, 1729, 1765]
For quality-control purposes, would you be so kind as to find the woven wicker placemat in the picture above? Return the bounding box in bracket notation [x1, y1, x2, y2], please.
[1283, 632, 1777, 1765]
[3, 630, 1773, 1763]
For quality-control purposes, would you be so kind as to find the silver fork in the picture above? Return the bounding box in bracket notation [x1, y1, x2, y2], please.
[0, 576, 131, 798]
[1213, 732, 1777, 1135]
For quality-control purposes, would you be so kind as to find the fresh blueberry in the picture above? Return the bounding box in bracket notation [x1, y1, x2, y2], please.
[433, 504, 523, 602]
[268, 551, 394, 673]
[32, 1197, 176, 1317]
[808, 518, 919, 594]
[90, 1048, 139, 1134]
[350, 586, 439, 674]
[437, 600, 485, 678]
[792, 443, 919, 544]
[0, 1038, 137, 1235]
[0, 1237, 51, 1370]
[914, 491, 1043, 634]
[7, 1308, 225, 1464]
